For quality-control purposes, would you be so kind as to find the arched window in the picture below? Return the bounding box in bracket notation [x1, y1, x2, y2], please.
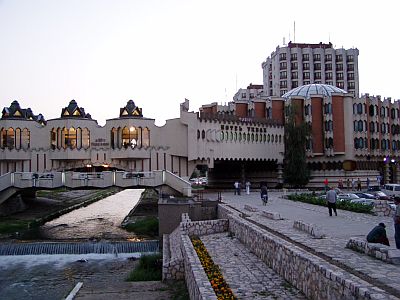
[354, 138, 358, 149]
[61, 127, 67, 149]
[76, 127, 82, 149]
[393, 140, 397, 150]
[369, 105, 374, 116]
[267, 134, 270, 142]
[263, 134, 266, 143]
[230, 132, 233, 141]
[357, 103, 362, 114]
[255, 134, 258, 142]
[197, 130, 200, 139]
[65, 127, 77, 149]
[51, 128, 57, 150]
[122, 127, 130, 148]
[22, 128, 30, 150]
[279, 135, 282, 143]
[111, 127, 117, 149]
[6, 128, 15, 149]
[234, 132, 237, 141]
[370, 122, 374, 133]
[82, 128, 90, 149]
[247, 133, 250, 141]
[0, 128, 5, 149]
[142, 127, 150, 147]
[353, 121, 357, 132]
[57, 127, 61, 149]
[201, 130, 205, 140]
[271, 134, 274, 143]
[353, 103, 357, 114]
[15, 128, 21, 150]
[358, 120, 363, 132]
[220, 131, 224, 141]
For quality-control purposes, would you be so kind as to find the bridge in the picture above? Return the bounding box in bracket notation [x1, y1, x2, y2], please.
[0, 170, 192, 205]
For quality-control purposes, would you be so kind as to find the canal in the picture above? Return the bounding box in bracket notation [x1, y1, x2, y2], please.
[40, 188, 144, 240]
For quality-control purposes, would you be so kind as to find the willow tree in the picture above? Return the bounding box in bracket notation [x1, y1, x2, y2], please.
[283, 104, 310, 187]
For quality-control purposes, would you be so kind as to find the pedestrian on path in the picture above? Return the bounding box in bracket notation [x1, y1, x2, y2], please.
[367, 223, 390, 246]
[326, 186, 338, 216]
[357, 178, 362, 191]
[234, 181, 240, 195]
[260, 185, 268, 205]
[346, 178, 350, 190]
[366, 178, 370, 190]
[324, 178, 329, 192]
[245, 181, 251, 195]
[393, 197, 400, 249]
[351, 178, 355, 190]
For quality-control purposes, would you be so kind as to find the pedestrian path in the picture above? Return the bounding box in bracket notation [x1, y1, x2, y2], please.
[208, 191, 400, 297]
[201, 232, 306, 299]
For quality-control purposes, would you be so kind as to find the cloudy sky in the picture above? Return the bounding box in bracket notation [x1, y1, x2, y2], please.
[0, 0, 398, 125]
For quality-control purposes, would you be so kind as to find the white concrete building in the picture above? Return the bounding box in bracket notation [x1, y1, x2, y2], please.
[262, 42, 359, 97]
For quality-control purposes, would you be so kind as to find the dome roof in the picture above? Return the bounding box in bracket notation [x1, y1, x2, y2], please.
[282, 84, 347, 99]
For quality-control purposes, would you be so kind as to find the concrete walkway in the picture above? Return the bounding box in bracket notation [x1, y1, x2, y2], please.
[206, 191, 400, 297]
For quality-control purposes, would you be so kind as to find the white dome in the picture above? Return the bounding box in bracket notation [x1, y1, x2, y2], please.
[282, 84, 347, 99]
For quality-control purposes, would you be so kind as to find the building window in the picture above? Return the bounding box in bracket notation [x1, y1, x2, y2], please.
[336, 54, 343, 62]
[291, 62, 298, 69]
[326, 81, 333, 85]
[280, 62, 287, 69]
[325, 54, 332, 61]
[314, 72, 321, 80]
[249, 93, 254, 99]
[313, 54, 321, 61]
[291, 81, 298, 88]
[291, 71, 298, 79]
[280, 71, 287, 79]
[302, 54, 309, 61]
[348, 82, 355, 89]
[347, 55, 354, 62]
[336, 72, 344, 80]
[326, 72, 332, 80]
[357, 103, 363, 114]
[291, 53, 297, 61]
[303, 63, 310, 70]
[303, 72, 310, 79]
[304, 81, 310, 85]
[325, 63, 332, 71]
[370, 122, 375, 133]
[336, 82, 344, 89]
[280, 89, 287, 96]
[241, 93, 246, 98]
[348, 73, 354, 80]
[279, 53, 286, 61]
[336, 63, 343, 71]
[280, 81, 287, 88]
[347, 64, 354, 71]
[314, 63, 321, 70]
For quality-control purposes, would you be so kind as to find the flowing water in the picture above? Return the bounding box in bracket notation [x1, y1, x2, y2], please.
[40, 189, 144, 240]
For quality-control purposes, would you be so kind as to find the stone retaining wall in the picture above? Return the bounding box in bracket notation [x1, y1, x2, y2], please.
[346, 237, 400, 265]
[373, 200, 395, 217]
[162, 215, 229, 299]
[218, 204, 392, 299]
[293, 220, 325, 239]
[261, 210, 282, 220]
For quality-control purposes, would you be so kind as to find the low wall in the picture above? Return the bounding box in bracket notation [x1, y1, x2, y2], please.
[373, 200, 395, 217]
[218, 204, 391, 299]
[346, 237, 400, 265]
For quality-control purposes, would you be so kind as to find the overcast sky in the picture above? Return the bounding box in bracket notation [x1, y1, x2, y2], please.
[0, 0, 398, 126]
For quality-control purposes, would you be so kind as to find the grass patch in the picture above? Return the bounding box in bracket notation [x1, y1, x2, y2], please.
[0, 219, 31, 234]
[168, 280, 190, 300]
[124, 216, 159, 237]
[287, 193, 374, 214]
[126, 253, 162, 281]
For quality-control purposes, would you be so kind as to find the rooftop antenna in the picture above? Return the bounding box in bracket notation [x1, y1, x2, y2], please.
[294, 21, 296, 42]
[283, 36, 286, 46]
[328, 32, 331, 43]
[235, 73, 238, 91]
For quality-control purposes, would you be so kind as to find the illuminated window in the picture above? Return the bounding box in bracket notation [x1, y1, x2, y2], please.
[22, 128, 30, 150]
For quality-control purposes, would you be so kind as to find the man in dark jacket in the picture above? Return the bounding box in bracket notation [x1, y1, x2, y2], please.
[366, 222, 390, 246]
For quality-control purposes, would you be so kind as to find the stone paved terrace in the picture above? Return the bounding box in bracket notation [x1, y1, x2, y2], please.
[201, 232, 306, 299]
[206, 191, 400, 298]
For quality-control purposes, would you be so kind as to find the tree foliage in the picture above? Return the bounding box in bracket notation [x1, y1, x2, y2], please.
[283, 104, 310, 187]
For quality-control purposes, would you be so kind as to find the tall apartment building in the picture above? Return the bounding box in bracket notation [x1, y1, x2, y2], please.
[262, 42, 359, 97]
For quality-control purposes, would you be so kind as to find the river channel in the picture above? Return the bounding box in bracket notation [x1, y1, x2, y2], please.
[40, 189, 144, 240]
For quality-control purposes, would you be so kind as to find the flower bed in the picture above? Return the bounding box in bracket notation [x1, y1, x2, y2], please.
[191, 237, 236, 299]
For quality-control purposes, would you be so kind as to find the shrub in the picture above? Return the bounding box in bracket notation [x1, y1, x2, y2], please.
[126, 253, 162, 281]
[123, 216, 159, 237]
[287, 193, 374, 214]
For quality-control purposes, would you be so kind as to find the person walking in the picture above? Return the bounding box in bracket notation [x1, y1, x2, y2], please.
[323, 178, 329, 192]
[260, 184, 268, 205]
[366, 178, 370, 190]
[351, 178, 355, 190]
[367, 223, 390, 246]
[346, 178, 350, 190]
[234, 181, 239, 195]
[326, 186, 338, 216]
[245, 181, 251, 195]
[357, 178, 362, 191]
[393, 197, 400, 249]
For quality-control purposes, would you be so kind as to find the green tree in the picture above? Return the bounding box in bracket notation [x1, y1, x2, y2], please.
[283, 104, 310, 187]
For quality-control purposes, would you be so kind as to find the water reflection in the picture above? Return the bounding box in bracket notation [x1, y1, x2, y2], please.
[41, 189, 144, 240]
